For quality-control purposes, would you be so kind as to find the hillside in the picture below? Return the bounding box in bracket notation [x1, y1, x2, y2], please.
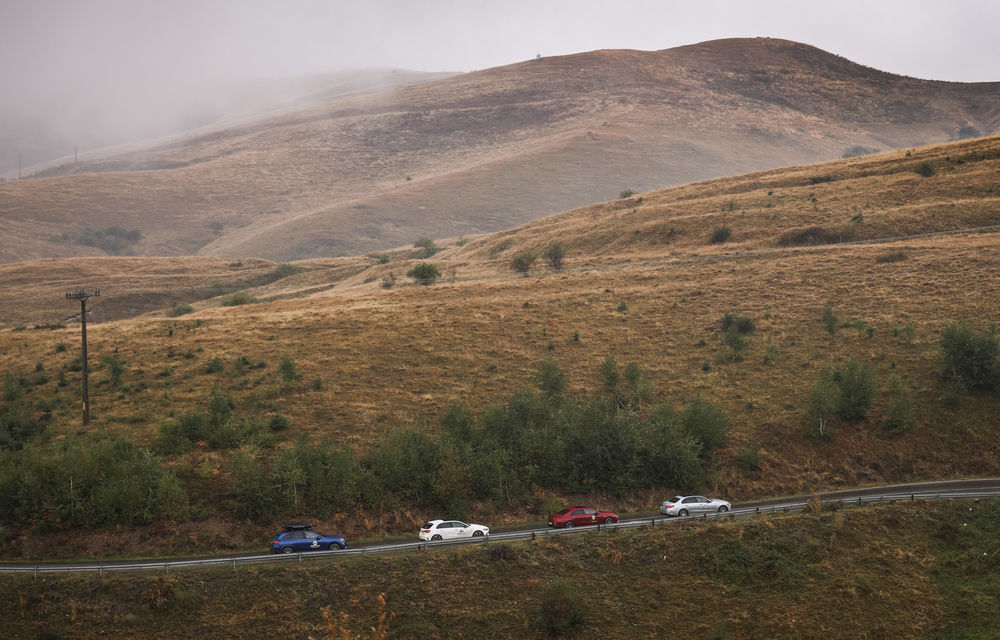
[1, 136, 998, 560]
[1, 38, 998, 263]
[2, 500, 998, 639]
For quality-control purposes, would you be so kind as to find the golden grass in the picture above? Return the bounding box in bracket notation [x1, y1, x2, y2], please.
[1, 136, 999, 552]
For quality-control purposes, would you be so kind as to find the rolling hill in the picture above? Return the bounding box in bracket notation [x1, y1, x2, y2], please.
[1, 135, 998, 563]
[1, 37, 997, 264]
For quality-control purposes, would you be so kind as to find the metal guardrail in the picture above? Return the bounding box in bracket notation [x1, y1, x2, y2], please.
[2, 489, 997, 576]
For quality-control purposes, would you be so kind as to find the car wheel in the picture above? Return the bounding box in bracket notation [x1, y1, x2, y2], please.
[604, 517, 615, 524]
[718, 505, 729, 513]
[678, 509, 688, 517]
[281, 546, 294, 554]
[431, 534, 442, 541]
[472, 530, 485, 537]
[564, 521, 574, 528]
[329, 542, 343, 550]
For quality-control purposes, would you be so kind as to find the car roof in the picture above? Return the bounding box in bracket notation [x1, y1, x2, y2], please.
[424, 519, 446, 525]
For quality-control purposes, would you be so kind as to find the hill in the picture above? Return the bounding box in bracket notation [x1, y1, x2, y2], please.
[0, 135, 998, 560]
[1, 37, 997, 263]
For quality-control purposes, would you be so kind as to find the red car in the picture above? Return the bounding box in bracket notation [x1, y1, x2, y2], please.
[547, 506, 619, 528]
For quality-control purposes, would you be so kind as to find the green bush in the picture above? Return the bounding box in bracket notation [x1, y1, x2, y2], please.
[413, 237, 441, 258]
[735, 444, 764, 471]
[279, 355, 301, 383]
[711, 226, 732, 243]
[679, 399, 730, 456]
[542, 242, 565, 271]
[836, 359, 876, 420]
[940, 321, 1000, 391]
[220, 291, 256, 306]
[915, 160, 937, 177]
[205, 357, 224, 374]
[510, 250, 538, 276]
[406, 262, 441, 285]
[883, 374, 915, 434]
[721, 313, 755, 334]
[822, 303, 838, 335]
[268, 414, 290, 432]
[268, 263, 306, 281]
[172, 303, 195, 316]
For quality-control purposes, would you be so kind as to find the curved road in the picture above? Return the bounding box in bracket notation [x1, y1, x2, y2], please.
[3, 478, 998, 575]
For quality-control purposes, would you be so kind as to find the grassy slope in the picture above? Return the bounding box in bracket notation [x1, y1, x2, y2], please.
[2, 500, 998, 639]
[2, 38, 997, 264]
[1, 136, 999, 557]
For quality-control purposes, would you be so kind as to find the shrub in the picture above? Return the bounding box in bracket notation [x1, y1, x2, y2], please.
[883, 374, 915, 434]
[220, 291, 256, 306]
[538, 579, 586, 636]
[536, 358, 567, 397]
[598, 356, 619, 393]
[413, 237, 440, 258]
[619, 189, 634, 198]
[721, 327, 748, 362]
[542, 242, 565, 271]
[778, 226, 851, 247]
[735, 444, 764, 471]
[172, 303, 195, 316]
[268, 414, 291, 432]
[679, 399, 730, 456]
[822, 303, 838, 335]
[510, 250, 538, 276]
[279, 355, 301, 382]
[268, 263, 306, 281]
[836, 359, 876, 420]
[808, 366, 836, 438]
[940, 321, 1000, 390]
[406, 262, 441, 285]
[381, 272, 397, 289]
[720, 313, 755, 334]
[914, 160, 937, 177]
[205, 357, 224, 374]
[711, 226, 732, 244]
[842, 145, 879, 158]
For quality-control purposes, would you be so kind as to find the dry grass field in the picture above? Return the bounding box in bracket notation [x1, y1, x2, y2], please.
[1, 136, 998, 560]
[2, 38, 998, 263]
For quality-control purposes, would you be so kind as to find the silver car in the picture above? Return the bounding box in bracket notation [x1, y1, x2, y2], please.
[660, 495, 731, 517]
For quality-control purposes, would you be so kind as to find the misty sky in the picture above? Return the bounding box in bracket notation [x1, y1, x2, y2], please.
[2, 0, 998, 173]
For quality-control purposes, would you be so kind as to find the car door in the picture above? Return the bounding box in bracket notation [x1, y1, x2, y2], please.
[682, 497, 699, 514]
[452, 521, 470, 538]
[286, 531, 306, 550]
[570, 508, 587, 525]
[304, 531, 322, 550]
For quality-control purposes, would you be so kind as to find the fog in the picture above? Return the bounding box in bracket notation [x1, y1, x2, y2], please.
[2, 0, 998, 177]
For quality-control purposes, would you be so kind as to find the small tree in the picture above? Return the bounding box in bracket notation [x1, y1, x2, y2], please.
[406, 262, 441, 285]
[542, 242, 565, 271]
[598, 356, 619, 393]
[413, 236, 440, 258]
[536, 357, 567, 397]
[883, 374, 915, 434]
[711, 226, 731, 243]
[940, 321, 1000, 391]
[279, 355, 301, 382]
[808, 366, 837, 438]
[511, 250, 538, 276]
[836, 358, 876, 420]
[822, 303, 838, 335]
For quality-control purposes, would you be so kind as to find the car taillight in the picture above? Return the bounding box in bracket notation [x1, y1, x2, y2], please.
[271, 540, 279, 544]
[422, 529, 430, 533]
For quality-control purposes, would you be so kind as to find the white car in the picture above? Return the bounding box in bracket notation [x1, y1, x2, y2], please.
[660, 495, 731, 517]
[419, 519, 490, 541]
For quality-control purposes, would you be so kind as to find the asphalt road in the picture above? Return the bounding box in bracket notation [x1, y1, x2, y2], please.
[2, 478, 998, 574]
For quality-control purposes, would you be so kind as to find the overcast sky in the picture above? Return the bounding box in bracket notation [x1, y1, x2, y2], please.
[2, 0, 998, 171]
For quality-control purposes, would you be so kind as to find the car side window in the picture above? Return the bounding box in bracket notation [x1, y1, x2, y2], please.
[683, 497, 696, 504]
[287, 531, 305, 539]
[306, 531, 320, 539]
[585, 509, 597, 515]
[454, 522, 467, 528]
[699, 497, 710, 503]
[571, 509, 585, 516]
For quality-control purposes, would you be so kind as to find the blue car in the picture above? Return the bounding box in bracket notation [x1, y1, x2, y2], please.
[270, 522, 347, 554]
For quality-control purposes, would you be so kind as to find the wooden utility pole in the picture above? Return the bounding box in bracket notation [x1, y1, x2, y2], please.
[66, 289, 100, 425]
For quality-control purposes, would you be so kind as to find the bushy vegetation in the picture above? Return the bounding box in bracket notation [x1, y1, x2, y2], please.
[940, 321, 999, 391]
[542, 242, 565, 271]
[172, 302, 195, 316]
[267, 263, 306, 281]
[510, 250, 538, 276]
[711, 226, 732, 244]
[413, 237, 441, 259]
[220, 291, 257, 306]
[407, 262, 441, 285]
[73, 225, 142, 255]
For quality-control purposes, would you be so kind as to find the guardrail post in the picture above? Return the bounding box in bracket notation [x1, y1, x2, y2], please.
[911, 494, 914, 502]
[531, 531, 536, 540]
[233, 559, 237, 572]
[99, 567, 103, 578]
